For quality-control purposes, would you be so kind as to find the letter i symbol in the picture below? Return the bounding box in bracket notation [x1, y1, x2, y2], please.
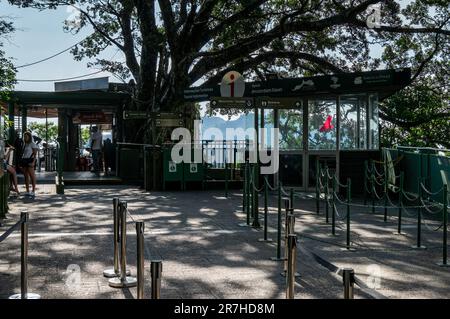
[229, 73, 235, 97]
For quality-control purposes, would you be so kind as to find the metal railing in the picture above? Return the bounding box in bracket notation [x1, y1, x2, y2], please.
[0, 212, 41, 299]
[104, 199, 163, 299]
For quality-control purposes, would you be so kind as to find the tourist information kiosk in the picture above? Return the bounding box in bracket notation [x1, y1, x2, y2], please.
[184, 68, 411, 192]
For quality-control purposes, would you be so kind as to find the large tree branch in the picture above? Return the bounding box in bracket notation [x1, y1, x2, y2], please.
[189, 0, 382, 82]
[196, 50, 346, 86]
[379, 111, 450, 129]
[158, 0, 178, 52]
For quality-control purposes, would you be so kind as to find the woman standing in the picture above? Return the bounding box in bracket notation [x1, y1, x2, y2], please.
[19, 132, 38, 198]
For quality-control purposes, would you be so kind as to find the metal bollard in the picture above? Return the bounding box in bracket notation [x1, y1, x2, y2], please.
[104, 198, 130, 278]
[438, 184, 448, 267]
[109, 202, 137, 288]
[151, 260, 163, 299]
[259, 177, 272, 242]
[136, 221, 145, 299]
[286, 234, 297, 299]
[343, 268, 355, 299]
[9, 212, 41, 299]
[271, 182, 284, 261]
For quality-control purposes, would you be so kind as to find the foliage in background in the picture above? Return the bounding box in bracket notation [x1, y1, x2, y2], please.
[0, 16, 16, 102]
[28, 122, 58, 142]
[380, 82, 450, 149]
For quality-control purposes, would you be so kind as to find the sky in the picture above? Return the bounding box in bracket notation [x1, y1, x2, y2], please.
[0, 3, 123, 91]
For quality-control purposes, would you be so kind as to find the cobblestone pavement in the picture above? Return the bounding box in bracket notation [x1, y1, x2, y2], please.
[0, 185, 449, 299]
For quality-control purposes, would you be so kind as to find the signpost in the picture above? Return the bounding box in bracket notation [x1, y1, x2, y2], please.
[258, 97, 302, 109]
[210, 97, 254, 109]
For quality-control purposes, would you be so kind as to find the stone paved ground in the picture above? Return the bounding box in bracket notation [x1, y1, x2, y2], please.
[0, 184, 449, 299]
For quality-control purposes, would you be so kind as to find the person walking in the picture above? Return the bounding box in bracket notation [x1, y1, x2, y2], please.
[90, 126, 103, 176]
[3, 144, 20, 196]
[19, 131, 38, 199]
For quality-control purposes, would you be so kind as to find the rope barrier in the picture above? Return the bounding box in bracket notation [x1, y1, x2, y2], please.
[0, 216, 25, 243]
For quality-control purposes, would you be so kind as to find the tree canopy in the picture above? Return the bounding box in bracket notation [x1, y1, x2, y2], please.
[0, 15, 15, 101]
[8, 1, 449, 112]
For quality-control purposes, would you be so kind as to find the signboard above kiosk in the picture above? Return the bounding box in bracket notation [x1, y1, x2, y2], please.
[183, 68, 411, 102]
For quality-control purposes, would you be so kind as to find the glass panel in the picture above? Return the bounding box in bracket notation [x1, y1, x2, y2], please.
[369, 94, 379, 149]
[340, 95, 367, 150]
[279, 109, 303, 150]
[261, 109, 275, 149]
[280, 154, 303, 187]
[359, 100, 367, 149]
[308, 99, 337, 150]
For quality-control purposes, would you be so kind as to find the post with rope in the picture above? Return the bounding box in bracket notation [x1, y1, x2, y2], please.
[286, 234, 297, 299]
[242, 161, 247, 214]
[225, 159, 229, 198]
[259, 176, 272, 242]
[346, 178, 352, 250]
[363, 161, 368, 206]
[239, 161, 250, 227]
[271, 181, 283, 261]
[316, 160, 320, 215]
[343, 268, 355, 299]
[412, 179, 425, 250]
[397, 172, 404, 235]
[438, 184, 448, 267]
[9, 212, 41, 299]
[252, 164, 261, 229]
[109, 201, 137, 288]
[151, 260, 163, 299]
[332, 177, 336, 236]
[246, 162, 251, 224]
[135, 221, 145, 299]
[325, 165, 329, 224]
[104, 198, 129, 278]
[371, 161, 376, 215]
[290, 188, 294, 212]
[281, 199, 290, 276]
[384, 160, 388, 222]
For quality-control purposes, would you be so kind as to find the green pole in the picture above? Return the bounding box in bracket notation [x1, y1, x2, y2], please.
[416, 179, 423, 249]
[225, 160, 229, 198]
[242, 161, 246, 212]
[325, 166, 329, 224]
[290, 188, 294, 210]
[441, 184, 448, 266]
[246, 163, 251, 225]
[259, 176, 271, 242]
[252, 164, 261, 228]
[398, 172, 404, 235]
[271, 180, 283, 260]
[347, 178, 351, 249]
[0, 174, 5, 219]
[384, 160, 388, 222]
[332, 176, 336, 236]
[249, 164, 254, 219]
[364, 160, 368, 206]
[371, 161, 375, 215]
[316, 160, 320, 215]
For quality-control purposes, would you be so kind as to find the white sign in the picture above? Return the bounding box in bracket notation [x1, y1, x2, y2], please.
[169, 161, 177, 173]
[190, 163, 198, 173]
[220, 71, 245, 98]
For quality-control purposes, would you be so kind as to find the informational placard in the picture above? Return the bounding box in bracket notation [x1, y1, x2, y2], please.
[259, 97, 302, 109]
[123, 111, 149, 120]
[169, 161, 177, 173]
[190, 163, 198, 174]
[210, 97, 254, 109]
